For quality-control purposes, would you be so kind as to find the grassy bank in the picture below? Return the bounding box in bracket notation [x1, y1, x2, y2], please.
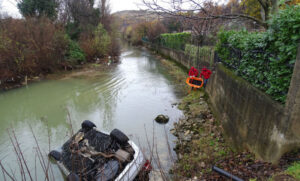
[151, 50, 300, 180]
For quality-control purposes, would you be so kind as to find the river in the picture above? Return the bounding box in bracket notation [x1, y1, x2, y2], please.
[0, 45, 183, 180]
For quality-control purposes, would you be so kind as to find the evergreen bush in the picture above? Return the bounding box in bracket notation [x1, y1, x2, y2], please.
[65, 36, 86, 64]
[160, 32, 191, 50]
[216, 5, 300, 103]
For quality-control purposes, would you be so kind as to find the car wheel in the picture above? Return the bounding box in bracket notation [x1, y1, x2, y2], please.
[110, 129, 129, 145]
[67, 173, 80, 181]
[49, 150, 61, 161]
[81, 120, 96, 132]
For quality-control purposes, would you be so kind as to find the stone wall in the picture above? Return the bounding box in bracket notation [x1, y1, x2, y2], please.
[283, 45, 300, 147]
[206, 63, 288, 162]
[148, 43, 300, 163]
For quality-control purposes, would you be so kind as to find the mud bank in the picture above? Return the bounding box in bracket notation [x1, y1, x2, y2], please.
[0, 62, 115, 92]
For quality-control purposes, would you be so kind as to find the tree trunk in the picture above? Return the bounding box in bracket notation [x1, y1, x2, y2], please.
[270, 0, 279, 15]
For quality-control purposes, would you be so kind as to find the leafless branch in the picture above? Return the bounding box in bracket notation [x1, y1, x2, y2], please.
[142, 0, 267, 28]
[0, 161, 15, 181]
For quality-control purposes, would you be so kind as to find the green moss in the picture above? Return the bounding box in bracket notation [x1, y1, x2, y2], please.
[159, 58, 190, 95]
[218, 64, 247, 85]
[217, 150, 227, 157]
[179, 91, 203, 106]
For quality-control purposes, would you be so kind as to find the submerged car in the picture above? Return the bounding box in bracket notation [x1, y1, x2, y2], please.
[49, 120, 152, 181]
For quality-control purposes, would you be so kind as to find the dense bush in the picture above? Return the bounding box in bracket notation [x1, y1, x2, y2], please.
[216, 5, 300, 103]
[108, 25, 121, 58]
[160, 32, 191, 50]
[93, 24, 111, 57]
[124, 21, 167, 45]
[79, 23, 111, 61]
[124, 22, 146, 45]
[0, 18, 68, 83]
[146, 21, 167, 43]
[0, 0, 121, 88]
[65, 36, 86, 64]
[17, 0, 59, 19]
[65, 22, 81, 40]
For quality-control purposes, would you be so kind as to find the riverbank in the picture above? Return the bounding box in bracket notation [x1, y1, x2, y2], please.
[0, 61, 116, 91]
[150, 50, 300, 180]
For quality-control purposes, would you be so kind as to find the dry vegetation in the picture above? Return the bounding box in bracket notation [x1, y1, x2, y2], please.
[0, 0, 120, 90]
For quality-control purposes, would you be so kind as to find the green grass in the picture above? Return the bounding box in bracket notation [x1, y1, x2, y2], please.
[286, 162, 300, 180]
[159, 58, 190, 94]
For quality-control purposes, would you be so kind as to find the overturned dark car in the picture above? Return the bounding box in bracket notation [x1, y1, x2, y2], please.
[49, 120, 151, 181]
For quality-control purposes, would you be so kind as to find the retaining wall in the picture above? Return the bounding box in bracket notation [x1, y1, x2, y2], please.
[149, 43, 300, 162]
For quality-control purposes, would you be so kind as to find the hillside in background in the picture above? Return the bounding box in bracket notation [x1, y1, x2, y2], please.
[113, 10, 164, 30]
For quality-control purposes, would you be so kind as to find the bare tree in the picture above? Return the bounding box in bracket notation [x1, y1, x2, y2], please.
[141, 0, 279, 28]
[99, 0, 112, 31]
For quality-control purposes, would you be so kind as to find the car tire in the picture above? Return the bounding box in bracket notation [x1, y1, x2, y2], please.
[81, 120, 96, 132]
[49, 150, 61, 161]
[67, 173, 80, 181]
[110, 129, 129, 145]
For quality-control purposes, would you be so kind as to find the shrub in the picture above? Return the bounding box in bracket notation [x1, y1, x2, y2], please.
[216, 5, 300, 103]
[125, 23, 147, 45]
[93, 24, 111, 57]
[65, 36, 86, 64]
[79, 23, 111, 61]
[17, 0, 59, 19]
[146, 21, 167, 43]
[0, 17, 68, 84]
[108, 27, 121, 58]
[79, 34, 96, 61]
[160, 32, 191, 50]
[65, 22, 81, 40]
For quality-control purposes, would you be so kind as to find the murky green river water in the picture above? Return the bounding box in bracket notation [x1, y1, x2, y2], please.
[0, 45, 183, 180]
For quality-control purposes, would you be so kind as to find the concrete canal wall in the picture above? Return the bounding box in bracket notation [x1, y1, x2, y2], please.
[147, 43, 300, 163]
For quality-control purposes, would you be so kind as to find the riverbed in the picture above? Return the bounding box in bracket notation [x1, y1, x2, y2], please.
[0, 45, 184, 180]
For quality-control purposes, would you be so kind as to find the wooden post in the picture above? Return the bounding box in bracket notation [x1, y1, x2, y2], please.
[25, 75, 28, 85]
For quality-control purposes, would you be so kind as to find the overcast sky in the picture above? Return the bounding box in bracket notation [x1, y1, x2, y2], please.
[0, 0, 142, 18]
[110, 0, 142, 12]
